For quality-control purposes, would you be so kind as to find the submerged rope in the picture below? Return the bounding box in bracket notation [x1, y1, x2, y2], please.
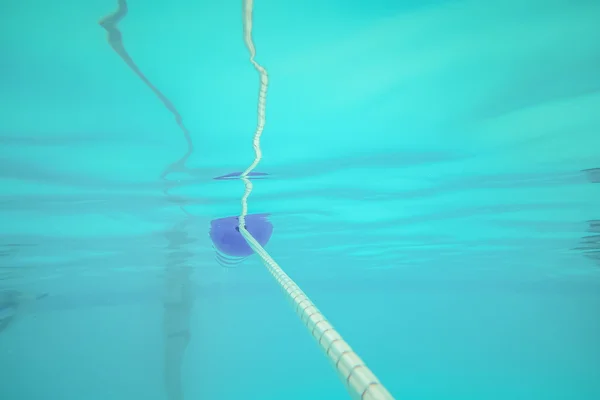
[238, 0, 268, 226]
[238, 2, 395, 399]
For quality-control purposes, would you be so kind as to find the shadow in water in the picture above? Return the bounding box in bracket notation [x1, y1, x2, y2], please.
[574, 220, 600, 266]
[162, 221, 196, 400]
[98, 1, 274, 399]
[574, 168, 600, 266]
[582, 167, 600, 184]
[99, 1, 197, 398]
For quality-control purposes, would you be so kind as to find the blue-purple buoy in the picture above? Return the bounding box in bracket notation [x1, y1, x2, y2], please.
[209, 171, 273, 267]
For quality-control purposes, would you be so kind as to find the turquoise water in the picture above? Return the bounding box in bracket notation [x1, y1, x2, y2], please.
[1, 0, 600, 398]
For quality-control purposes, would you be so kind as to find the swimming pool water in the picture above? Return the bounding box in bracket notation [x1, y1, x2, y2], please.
[1, 0, 600, 399]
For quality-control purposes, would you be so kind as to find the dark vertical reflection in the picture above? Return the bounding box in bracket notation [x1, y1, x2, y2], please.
[99, 0, 194, 177]
[160, 177, 196, 400]
[162, 222, 196, 400]
[99, 1, 197, 399]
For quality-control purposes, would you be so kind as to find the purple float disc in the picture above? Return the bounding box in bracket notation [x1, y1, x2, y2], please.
[209, 213, 273, 258]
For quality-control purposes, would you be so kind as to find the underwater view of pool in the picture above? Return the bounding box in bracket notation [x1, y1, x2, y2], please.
[1, 0, 599, 399]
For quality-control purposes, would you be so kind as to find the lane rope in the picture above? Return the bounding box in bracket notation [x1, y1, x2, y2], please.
[237, 1, 395, 399]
